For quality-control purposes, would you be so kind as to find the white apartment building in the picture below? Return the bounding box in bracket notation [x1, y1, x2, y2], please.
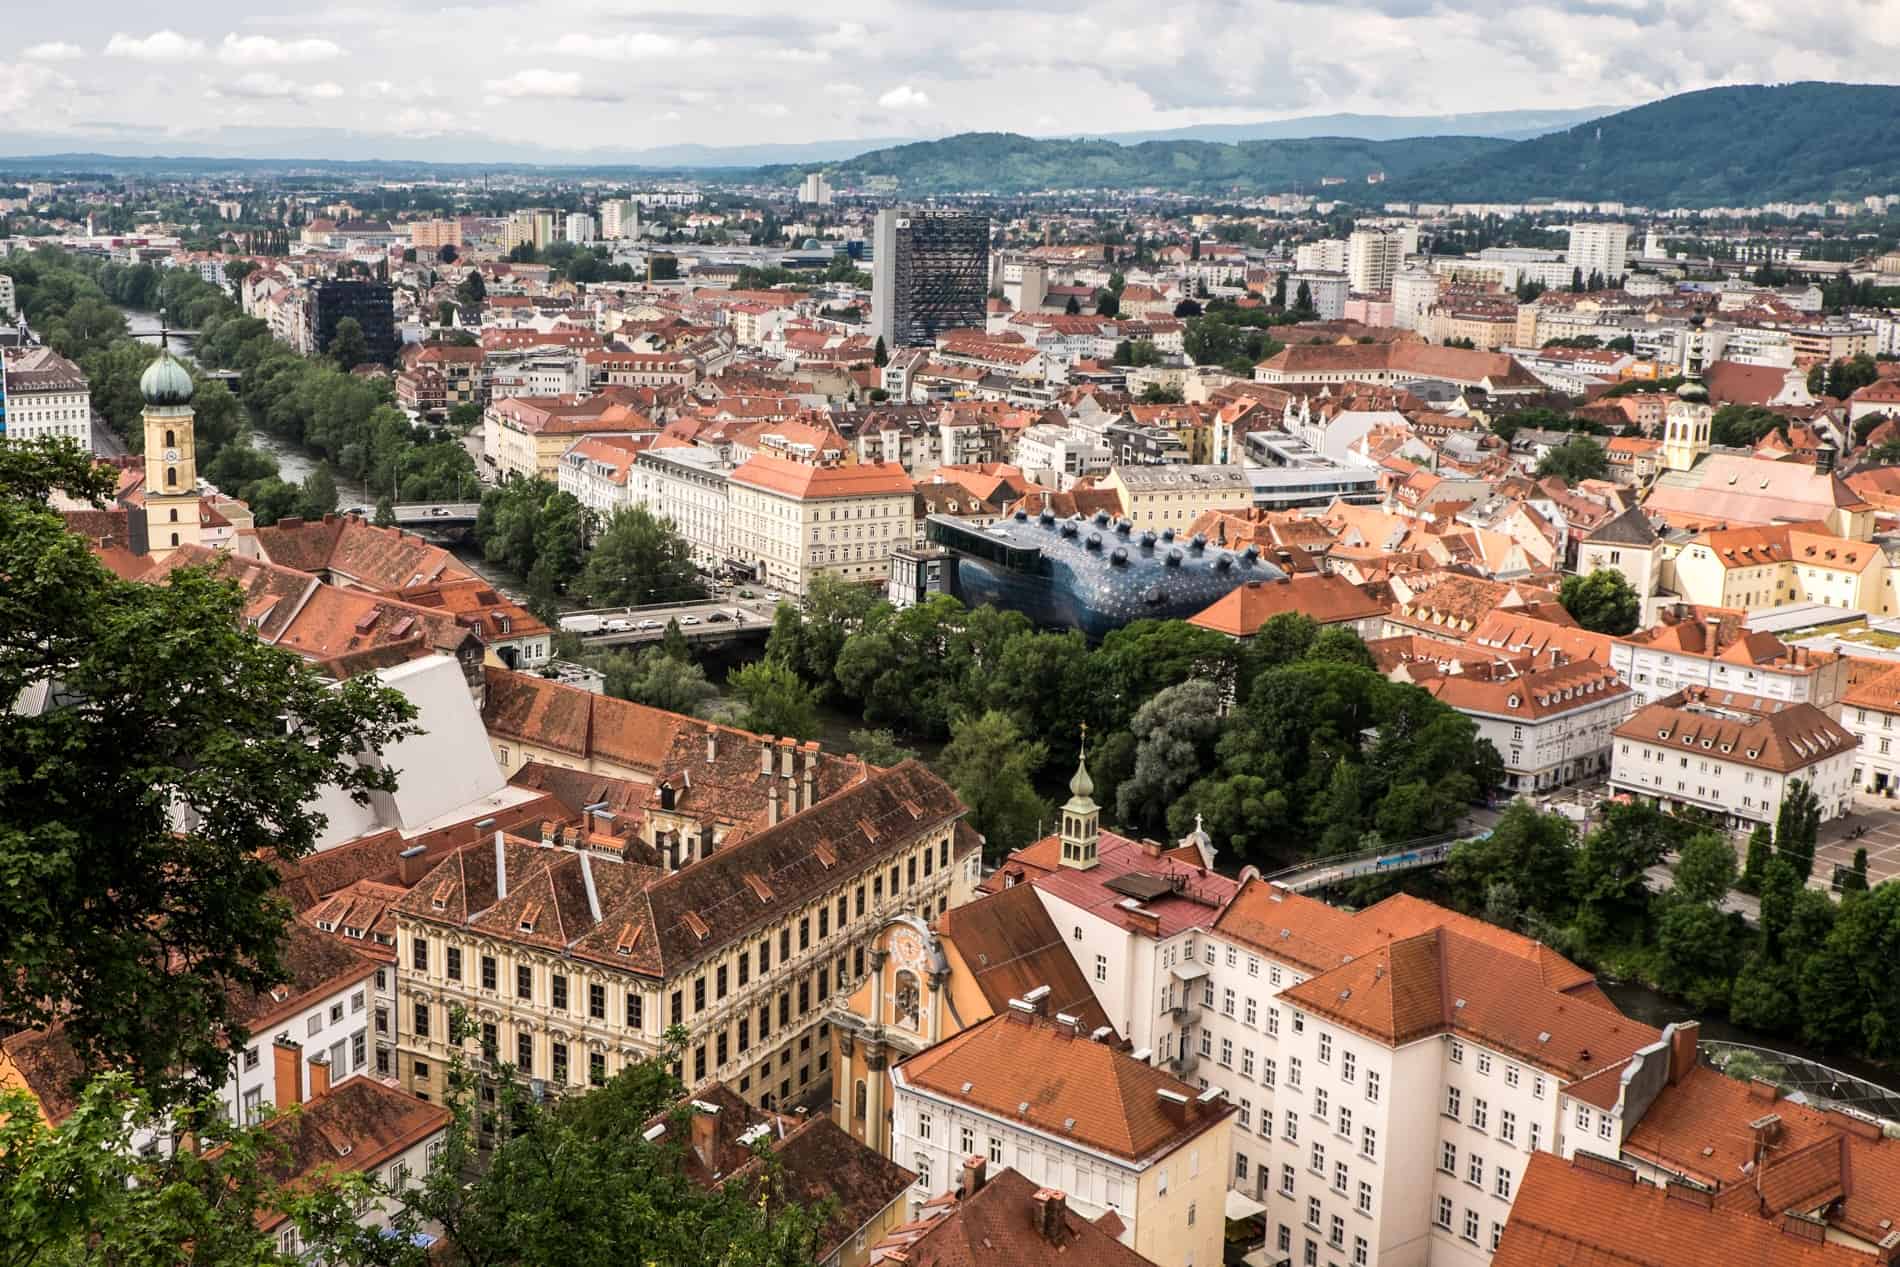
[2, 347, 91, 449]
[1014, 423, 1112, 490]
[890, 1009, 1235, 1267]
[1391, 268, 1438, 333]
[599, 199, 638, 240]
[1295, 239, 1349, 273]
[556, 435, 641, 518]
[1842, 665, 1900, 795]
[565, 212, 596, 244]
[1195, 882, 1660, 1267]
[726, 455, 913, 595]
[1419, 660, 1635, 794]
[1348, 230, 1405, 297]
[1609, 687, 1858, 826]
[225, 927, 380, 1126]
[1566, 224, 1630, 283]
[798, 173, 834, 206]
[1291, 272, 1350, 321]
[0, 273, 15, 317]
[1609, 619, 1845, 708]
[632, 444, 731, 572]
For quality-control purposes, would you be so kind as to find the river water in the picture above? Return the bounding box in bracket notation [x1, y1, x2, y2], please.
[1601, 979, 1898, 1091]
[123, 307, 522, 593]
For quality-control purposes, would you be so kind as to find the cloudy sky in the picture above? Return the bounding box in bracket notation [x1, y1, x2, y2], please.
[4, 0, 1898, 155]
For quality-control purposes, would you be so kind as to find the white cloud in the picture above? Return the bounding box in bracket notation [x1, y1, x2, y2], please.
[211, 73, 345, 102]
[878, 84, 932, 110]
[481, 68, 621, 102]
[217, 35, 344, 65]
[823, 82, 866, 100]
[0, 64, 77, 118]
[104, 30, 207, 62]
[22, 42, 83, 62]
[548, 31, 710, 59]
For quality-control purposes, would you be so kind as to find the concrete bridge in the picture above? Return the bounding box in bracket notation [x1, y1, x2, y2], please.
[388, 502, 483, 529]
[1257, 830, 1478, 894]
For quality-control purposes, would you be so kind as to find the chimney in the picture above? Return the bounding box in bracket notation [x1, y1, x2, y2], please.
[1667, 1020, 1700, 1085]
[707, 730, 718, 764]
[689, 1100, 722, 1175]
[801, 741, 818, 809]
[760, 736, 776, 776]
[1031, 1189, 1067, 1243]
[398, 843, 431, 886]
[307, 1053, 332, 1100]
[768, 779, 780, 827]
[779, 736, 797, 778]
[540, 820, 556, 845]
[1748, 1079, 1781, 1104]
[273, 1038, 303, 1109]
[494, 830, 508, 899]
[960, 1155, 987, 1200]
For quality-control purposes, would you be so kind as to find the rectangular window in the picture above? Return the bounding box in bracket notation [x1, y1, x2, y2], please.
[1329, 1215, 1345, 1250]
[1462, 1207, 1480, 1243]
[1445, 1087, 1461, 1119]
[1338, 1105, 1351, 1138]
[918, 1111, 932, 1140]
[1362, 1125, 1377, 1160]
[1096, 954, 1108, 982]
[1340, 1050, 1356, 1083]
[1333, 1160, 1349, 1195]
[481, 955, 497, 991]
[517, 1031, 532, 1070]
[1467, 1154, 1484, 1188]
[1239, 1097, 1253, 1129]
[1449, 1039, 1463, 1064]
[516, 965, 532, 1001]
[1245, 997, 1258, 1026]
[1353, 1236, 1369, 1267]
[1530, 1122, 1543, 1153]
[1500, 1110, 1517, 1145]
[1435, 1196, 1453, 1230]
[588, 983, 606, 1020]
[1441, 1141, 1457, 1174]
[1495, 1166, 1513, 1200]
[1318, 1032, 1332, 1064]
[590, 1052, 605, 1086]
[1310, 1141, 1325, 1174]
[988, 1137, 1003, 1164]
[716, 965, 729, 1000]
[412, 1001, 430, 1040]
[1357, 1180, 1373, 1215]
[716, 1032, 728, 1067]
[1305, 1196, 1321, 1231]
[1220, 1038, 1233, 1067]
[1365, 1070, 1380, 1103]
[1242, 1048, 1255, 1077]
[1267, 1007, 1280, 1038]
[1315, 1088, 1329, 1122]
[1284, 1110, 1298, 1142]
[1262, 1057, 1277, 1088]
[1223, 987, 1236, 1016]
[1280, 1164, 1296, 1197]
[551, 974, 568, 1012]
[445, 947, 462, 981]
[1472, 1098, 1489, 1132]
[1476, 1051, 1492, 1076]
[694, 976, 706, 1012]
[1289, 1057, 1302, 1089]
[412, 937, 428, 972]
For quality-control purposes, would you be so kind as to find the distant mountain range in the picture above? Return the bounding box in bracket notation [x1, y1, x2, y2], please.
[3, 85, 1896, 206]
[0, 106, 1599, 172]
[1385, 82, 1900, 206]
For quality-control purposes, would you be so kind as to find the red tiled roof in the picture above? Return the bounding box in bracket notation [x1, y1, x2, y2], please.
[730, 454, 913, 499]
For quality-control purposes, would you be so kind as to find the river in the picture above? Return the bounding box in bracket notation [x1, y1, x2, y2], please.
[123, 307, 521, 594]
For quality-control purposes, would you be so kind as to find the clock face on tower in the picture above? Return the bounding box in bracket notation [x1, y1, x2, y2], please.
[163, 448, 180, 462]
[889, 927, 928, 974]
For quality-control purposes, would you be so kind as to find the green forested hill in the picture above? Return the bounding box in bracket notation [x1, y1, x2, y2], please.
[760, 132, 1512, 196]
[1385, 82, 1900, 206]
[751, 84, 1900, 206]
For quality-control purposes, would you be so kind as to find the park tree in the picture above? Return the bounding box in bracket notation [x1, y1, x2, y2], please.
[1441, 802, 1577, 921]
[0, 440, 415, 1102]
[1738, 822, 1773, 893]
[578, 506, 705, 608]
[1535, 435, 1610, 483]
[588, 646, 718, 715]
[1116, 681, 1226, 832]
[1775, 779, 1821, 882]
[1559, 568, 1641, 635]
[873, 336, 888, 367]
[940, 710, 1049, 859]
[849, 728, 918, 768]
[1673, 831, 1739, 906]
[455, 270, 486, 304]
[327, 315, 370, 370]
[727, 659, 822, 741]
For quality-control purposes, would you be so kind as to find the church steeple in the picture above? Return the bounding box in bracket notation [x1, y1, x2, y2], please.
[1059, 729, 1100, 871]
[141, 313, 202, 560]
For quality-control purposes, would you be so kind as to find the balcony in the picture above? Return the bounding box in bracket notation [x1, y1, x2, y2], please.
[1170, 1049, 1201, 1077]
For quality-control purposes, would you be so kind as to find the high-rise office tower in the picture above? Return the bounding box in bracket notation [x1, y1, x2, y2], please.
[871, 209, 990, 349]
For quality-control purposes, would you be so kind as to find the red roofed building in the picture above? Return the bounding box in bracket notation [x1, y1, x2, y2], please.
[728, 454, 914, 595]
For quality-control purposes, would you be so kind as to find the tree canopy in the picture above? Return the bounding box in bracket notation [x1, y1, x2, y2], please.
[1559, 569, 1641, 635]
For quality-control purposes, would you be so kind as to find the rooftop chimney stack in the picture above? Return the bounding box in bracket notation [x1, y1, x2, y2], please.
[1667, 1020, 1700, 1085]
[307, 1053, 332, 1100]
[960, 1155, 987, 1200]
[707, 731, 717, 765]
[689, 1100, 722, 1176]
[273, 1038, 303, 1110]
[760, 737, 776, 776]
[1031, 1189, 1067, 1243]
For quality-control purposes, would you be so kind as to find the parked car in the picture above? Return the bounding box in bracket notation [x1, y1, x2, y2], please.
[682, 615, 702, 626]
[604, 619, 635, 633]
[706, 612, 730, 624]
[764, 591, 781, 602]
[636, 619, 663, 630]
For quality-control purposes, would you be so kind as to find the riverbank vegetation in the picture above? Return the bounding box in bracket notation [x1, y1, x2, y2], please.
[0, 248, 477, 526]
[1412, 788, 1900, 1065]
[762, 585, 1500, 859]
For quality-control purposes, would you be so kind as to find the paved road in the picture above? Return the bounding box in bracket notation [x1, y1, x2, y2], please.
[90, 411, 128, 458]
[564, 591, 785, 645]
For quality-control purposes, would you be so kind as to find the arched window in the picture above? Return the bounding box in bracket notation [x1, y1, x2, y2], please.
[894, 971, 920, 1031]
[170, 532, 180, 547]
[166, 466, 177, 488]
[854, 1079, 867, 1123]
[169, 508, 179, 522]
[164, 429, 175, 448]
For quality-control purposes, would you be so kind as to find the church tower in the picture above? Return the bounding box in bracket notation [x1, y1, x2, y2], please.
[1661, 311, 1712, 474]
[1058, 740, 1100, 871]
[140, 331, 201, 560]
